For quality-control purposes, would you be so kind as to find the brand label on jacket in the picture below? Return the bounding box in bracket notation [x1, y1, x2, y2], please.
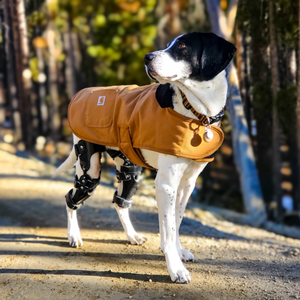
[97, 96, 106, 106]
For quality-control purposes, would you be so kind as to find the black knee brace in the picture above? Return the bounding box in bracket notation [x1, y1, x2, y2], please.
[65, 140, 105, 210]
[107, 149, 142, 208]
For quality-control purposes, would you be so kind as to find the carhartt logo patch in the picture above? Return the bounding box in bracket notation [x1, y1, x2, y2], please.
[97, 96, 106, 106]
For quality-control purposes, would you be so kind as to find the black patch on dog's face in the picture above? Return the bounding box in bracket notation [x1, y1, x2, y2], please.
[145, 32, 236, 82]
[166, 32, 236, 81]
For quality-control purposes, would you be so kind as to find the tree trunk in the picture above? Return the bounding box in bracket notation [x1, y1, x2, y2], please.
[46, 23, 60, 143]
[235, 25, 251, 130]
[36, 47, 48, 135]
[155, 0, 182, 49]
[0, 6, 6, 126]
[3, 0, 21, 140]
[296, 0, 300, 211]
[269, 1, 282, 221]
[64, 16, 77, 100]
[205, 0, 223, 37]
[9, 0, 32, 149]
[205, 0, 266, 225]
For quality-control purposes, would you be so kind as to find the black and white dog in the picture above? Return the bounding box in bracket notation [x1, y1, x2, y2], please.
[55, 32, 236, 283]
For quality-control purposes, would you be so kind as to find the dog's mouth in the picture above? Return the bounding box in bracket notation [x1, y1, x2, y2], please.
[145, 66, 179, 82]
[145, 65, 156, 80]
[145, 65, 158, 81]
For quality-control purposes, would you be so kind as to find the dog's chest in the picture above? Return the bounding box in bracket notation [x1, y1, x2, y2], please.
[140, 149, 159, 169]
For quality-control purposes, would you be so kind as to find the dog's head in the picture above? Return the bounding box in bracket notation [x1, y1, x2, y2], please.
[144, 32, 236, 84]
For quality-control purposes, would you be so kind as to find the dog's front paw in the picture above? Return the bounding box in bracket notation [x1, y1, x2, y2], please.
[68, 230, 83, 248]
[127, 231, 147, 245]
[178, 248, 194, 262]
[166, 251, 191, 283]
[168, 262, 191, 284]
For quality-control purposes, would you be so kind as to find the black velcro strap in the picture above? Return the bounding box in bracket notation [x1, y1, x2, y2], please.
[65, 189, 80, 210]
[116, 165, 142, 182]
[106, 149, 123, 159]
[120, 164, 142, 173]
[112, 191, 133, 208]
[116, 170, 131, 181]
[75, 140, 86, 159]
[74, 174, 100, 193]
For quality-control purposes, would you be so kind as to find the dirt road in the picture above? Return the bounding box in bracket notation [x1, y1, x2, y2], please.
[0, 146, 300, 299]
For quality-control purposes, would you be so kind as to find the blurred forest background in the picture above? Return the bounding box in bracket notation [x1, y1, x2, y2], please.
[0, 0, 300, 229]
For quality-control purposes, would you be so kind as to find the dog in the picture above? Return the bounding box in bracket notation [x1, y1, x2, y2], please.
[54, 32, 236, 283]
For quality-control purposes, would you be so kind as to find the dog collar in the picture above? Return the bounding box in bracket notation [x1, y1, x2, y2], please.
[179, 89, 225, 125]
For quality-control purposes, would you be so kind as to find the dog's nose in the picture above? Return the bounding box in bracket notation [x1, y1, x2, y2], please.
[144, 53, 155, 65]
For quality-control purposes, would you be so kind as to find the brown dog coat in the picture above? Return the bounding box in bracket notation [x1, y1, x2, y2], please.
[68, 84, 224, 169]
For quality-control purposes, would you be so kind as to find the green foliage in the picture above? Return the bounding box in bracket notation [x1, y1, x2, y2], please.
[27, 0, 158, 87]
[59, 0, 158, 86]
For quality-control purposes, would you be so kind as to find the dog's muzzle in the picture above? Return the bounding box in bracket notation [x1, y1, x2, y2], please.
[144, 53, 157, 81]
[144, 53, 155, 65]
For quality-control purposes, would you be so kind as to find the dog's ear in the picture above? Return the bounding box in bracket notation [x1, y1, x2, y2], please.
[199, 33, 236, 81]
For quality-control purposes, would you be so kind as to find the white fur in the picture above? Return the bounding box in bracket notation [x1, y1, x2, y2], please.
[147, 35, 192, 82]
[151, 60, 227, 117]
[55, 40, 228, 283]
[176, 71, 228, 116]
[149, 52, 192, 82]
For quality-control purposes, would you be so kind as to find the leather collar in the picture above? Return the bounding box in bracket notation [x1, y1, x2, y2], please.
[179, 89, 225, 125]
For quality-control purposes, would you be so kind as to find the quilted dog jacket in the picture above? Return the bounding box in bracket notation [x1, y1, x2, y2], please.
[68, 84, 224, 169]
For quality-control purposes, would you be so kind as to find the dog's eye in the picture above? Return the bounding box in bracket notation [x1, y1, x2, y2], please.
[178, 43, 186, 49]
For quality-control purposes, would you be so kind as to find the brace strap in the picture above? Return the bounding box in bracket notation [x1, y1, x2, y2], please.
[74, 174, 100, 193]
[106, 149, 123, 159]
[65, 174, 100, 210]
[116, 165, 142, 182]
[112, 191, 133, 208]
[65, 189, 89, 210]
[75, 140, 106, 173]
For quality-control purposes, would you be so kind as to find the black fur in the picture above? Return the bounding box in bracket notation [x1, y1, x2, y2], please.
[146, 32, 236, 82]
[197, 33, 236, 81]
[156, 83, 174, 108]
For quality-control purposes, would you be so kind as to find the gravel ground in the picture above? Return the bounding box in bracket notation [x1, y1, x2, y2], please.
[0, 144, 300, 300]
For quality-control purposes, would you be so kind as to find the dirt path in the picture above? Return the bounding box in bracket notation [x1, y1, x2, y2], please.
[0, 146, 300, 300]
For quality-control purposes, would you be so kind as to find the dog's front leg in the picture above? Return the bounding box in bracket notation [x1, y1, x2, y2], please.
[156, 154, 191, 283]
[175, 161, 208, 262]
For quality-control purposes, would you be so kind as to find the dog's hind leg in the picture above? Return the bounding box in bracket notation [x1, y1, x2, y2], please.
[175, 161, 208, 262]
[66, 206, 82, 247]
[107, 149, 146, 245]
[66, 137, 104, 247]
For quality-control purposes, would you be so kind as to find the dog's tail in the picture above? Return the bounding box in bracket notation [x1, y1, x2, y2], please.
[52, 147, 77, 178]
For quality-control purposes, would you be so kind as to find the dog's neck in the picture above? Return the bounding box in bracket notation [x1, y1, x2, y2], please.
[170, 71, 228, 118]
